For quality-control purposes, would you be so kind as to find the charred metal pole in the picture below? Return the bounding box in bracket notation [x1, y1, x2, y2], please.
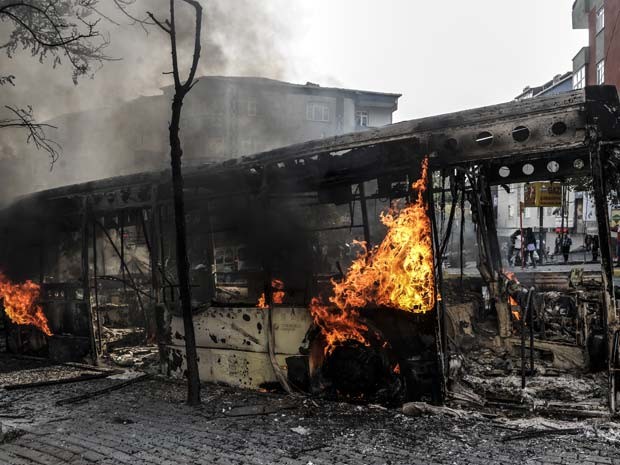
[521, 295, 526, 388]
[259, 167, 294, 395]
[520, 202, 525, 270]
[120, 212, 127, 295]
[358, 182, 371, 248]
[157, 206, 169, 304]
[92, 218, 102, 354]
[427, 163, 447, 401]
[521, 288, 534, 389]
[203, 199, 216, 302]
[460, 185, 465, 287]
[481, 175, 503, 273]
[148, 190, 161, 304]
[590, 141, 617, 413]
[591, 143, 614, 333]
[529, 290, 535, 378]
[81, 199, 97, 364]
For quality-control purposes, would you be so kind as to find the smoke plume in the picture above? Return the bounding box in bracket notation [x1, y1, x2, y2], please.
[0, 0, 295, 202]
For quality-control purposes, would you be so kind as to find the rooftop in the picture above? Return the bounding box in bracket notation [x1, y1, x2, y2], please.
[162, 75, 403, 99]
[515, 72, 573, 100]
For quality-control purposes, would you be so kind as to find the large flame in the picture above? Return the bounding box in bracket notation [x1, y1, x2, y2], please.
[0, 273, 52, 336]
[310, 158, 435, 355]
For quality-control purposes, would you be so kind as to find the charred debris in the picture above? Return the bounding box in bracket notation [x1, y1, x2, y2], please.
[2, 86, 620, 416]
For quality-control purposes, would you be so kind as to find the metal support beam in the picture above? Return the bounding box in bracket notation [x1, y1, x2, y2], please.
[427, 167, 447, 402]
[81, 199, 97, 364]
[359, 182, 371, 248]
[92, 218, 102, 354]
[590, 142, 618, 413]
[149, 187, 161, 305]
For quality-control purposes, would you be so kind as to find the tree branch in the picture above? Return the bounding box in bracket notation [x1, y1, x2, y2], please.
[0, 0, 110, 83]
[169, 0, 181, 89]
[146, 10, 170, 34]
[0, 105, 61, 168]
[179, 0, 202, 91]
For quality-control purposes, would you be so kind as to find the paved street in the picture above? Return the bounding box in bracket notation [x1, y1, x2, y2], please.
[1, 367, 620, 465]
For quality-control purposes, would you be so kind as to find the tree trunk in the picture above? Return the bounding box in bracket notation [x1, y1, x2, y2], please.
[169, 91, 201, 405]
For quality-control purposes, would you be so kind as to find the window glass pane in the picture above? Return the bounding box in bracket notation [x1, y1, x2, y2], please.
[573, 66, 585, 90]
[597, 60, 605, 85]
[597, 7, 605, 32]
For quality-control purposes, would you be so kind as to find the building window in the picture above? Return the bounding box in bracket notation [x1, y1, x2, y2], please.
[306, 102, 330, 122]
[356, 110, 369, 127]
[508, 205, 514, 218]
[596, 6, 605, 33]
[573, 66, 586, 89]
[597, 59, 605, 85]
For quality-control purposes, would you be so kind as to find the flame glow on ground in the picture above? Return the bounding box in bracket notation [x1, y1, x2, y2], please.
[310, 158, 436, 355]
[0, 273, 52, 336]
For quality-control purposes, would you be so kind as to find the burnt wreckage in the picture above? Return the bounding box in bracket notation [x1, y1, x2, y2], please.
[1, 86, 620, 411]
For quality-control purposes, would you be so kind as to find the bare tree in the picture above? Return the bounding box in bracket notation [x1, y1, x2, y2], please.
[0, 104, 61, 165]
[0, 0, 110, 166]
[148, 0, 203, 405]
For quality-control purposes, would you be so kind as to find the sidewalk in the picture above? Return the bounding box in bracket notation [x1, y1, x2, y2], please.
[1, 355, 620, 465]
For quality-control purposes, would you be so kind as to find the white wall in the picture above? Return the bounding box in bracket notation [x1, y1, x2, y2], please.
[496, 183, 575, 236]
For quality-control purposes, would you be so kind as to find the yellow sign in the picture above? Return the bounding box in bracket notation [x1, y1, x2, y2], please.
[523, 182, 562, 208]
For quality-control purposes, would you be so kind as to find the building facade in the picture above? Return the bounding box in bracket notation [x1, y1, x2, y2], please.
[167, 77, 401, 164]
[514, 72, 574, 101]
[572, 0, 620, 90]
[497, 66, 602, 253]
[9, 77, 400, 199]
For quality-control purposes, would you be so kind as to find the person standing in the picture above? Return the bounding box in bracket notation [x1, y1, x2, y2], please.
[561, 234, 572, 264]
[537, 237, 548, 264]
[592, 234, 599, 262]
[508, 230, 520, 265]
[554, 233, 562, 257]
[525, 227, 537, 268]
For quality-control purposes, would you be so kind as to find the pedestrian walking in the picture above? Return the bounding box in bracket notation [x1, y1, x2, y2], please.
[554, 233, 562, 257]
[592, 234, 599, 262]
[525, 228, 537, 268]
[536, 238, 548, 264]
[561, 234, 572, 264]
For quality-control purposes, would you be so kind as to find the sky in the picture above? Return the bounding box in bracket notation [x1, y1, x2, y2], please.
[2, 0, 589, 124]
[290, 0, 588, 121]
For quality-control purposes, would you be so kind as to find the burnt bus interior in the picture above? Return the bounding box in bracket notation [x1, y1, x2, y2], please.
[1, 86, 620, 410]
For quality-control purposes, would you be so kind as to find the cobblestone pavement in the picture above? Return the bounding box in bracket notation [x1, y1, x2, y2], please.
[1, 369, 620, 465]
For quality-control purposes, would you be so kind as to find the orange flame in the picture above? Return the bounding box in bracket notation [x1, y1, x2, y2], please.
[310, 158, 435, 355]
[0, 273, 52, 336]
[509, 296, 521, 321]
[505, 272, 521, 320]
[257, 279, 286, 308]
[272, 279, 285, 304]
